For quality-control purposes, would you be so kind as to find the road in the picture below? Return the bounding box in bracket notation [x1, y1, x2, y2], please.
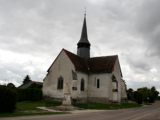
[1, 101, 160, 120]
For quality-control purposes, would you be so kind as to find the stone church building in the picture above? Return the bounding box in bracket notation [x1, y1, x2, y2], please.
[42, 14, 127, 104]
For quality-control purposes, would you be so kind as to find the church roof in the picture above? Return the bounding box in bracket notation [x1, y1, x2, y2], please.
[64, 49, 119, 74]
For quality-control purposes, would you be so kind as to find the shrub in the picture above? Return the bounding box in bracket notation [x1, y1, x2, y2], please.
[0, 86, 17, 113]
[149, 95, 154, 103]
[16, 88, 42, 102]
[136, 93, 143, 104]
[127, 93, 131, 100]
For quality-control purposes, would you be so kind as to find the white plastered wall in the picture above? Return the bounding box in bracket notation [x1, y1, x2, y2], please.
[88, 73, 111, 99]
[42, 50, 75, 98]
[121, 79, 127, 98]
[112, 58, 122, 103]
[71, 71, 88, 99]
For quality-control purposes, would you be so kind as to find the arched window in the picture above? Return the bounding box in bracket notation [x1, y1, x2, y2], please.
[57, 76, 63, 89]
[97, 79, 100, 88]
[81, 79, 84, 91]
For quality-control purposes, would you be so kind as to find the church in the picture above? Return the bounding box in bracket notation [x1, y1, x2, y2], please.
[42, 14, 127, 104]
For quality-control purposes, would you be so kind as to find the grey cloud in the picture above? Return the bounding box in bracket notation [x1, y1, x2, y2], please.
[132, 0, 160, 58]
[0, 0, 160, 92]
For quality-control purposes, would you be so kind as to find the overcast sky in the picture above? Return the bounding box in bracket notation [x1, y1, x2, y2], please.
[0, 0, 160, 92]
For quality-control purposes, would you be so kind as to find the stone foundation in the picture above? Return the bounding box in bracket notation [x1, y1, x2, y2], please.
[44, 96, 112, 104]
[121, 98, 128, 103]
[43, 97, 63, 102]
[88, 97, 109, 104]
[76, 97, 87, 103]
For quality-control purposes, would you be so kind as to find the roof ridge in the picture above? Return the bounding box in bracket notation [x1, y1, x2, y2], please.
[63, 49, 80, 57]
[90, 55, 118, 59]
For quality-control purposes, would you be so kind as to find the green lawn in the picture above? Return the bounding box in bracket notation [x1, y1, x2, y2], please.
[88, 103, 142, 110]
[0, 101, 67, 118]
[0, 101, 142, 117]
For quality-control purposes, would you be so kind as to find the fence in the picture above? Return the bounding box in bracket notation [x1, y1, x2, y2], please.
[45, 101, 88, 111]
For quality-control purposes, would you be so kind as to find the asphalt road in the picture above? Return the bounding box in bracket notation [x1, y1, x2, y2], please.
[1, 101, 160, 120]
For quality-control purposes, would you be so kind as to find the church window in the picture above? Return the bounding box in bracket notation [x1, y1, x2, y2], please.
[81, 79, 84, 91]
[72, 70, 77, 80]
[97, 79, 100, 88]
[113, 89, 118, 92]
[72, 87, 77, 90]
[57, 76, 63, 89]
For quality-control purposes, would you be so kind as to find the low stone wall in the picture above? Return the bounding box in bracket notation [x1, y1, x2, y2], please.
[44, 96, 111, 104]
[121, 98, 128, 103]
[88, 97, 109, 104]
[43, 97, 63, 102]
[76, 97, 87, 103]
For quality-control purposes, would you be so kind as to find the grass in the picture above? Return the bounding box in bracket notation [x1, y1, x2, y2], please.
[0, 101, 68, 118]
[0, 101, 143, 117]
[88, 103, 142, 110]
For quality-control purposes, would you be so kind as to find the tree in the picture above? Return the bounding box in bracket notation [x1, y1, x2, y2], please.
[23, 75, 31, 84]
[127, 88, 134, 93]
[127, 88, 134, 100]
[151, 86, 159, 101]
[7, 83, 16, 88]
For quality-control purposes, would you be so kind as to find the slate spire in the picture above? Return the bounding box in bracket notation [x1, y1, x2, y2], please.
[78, 14, 90, 45]
[77, 12, 91, 58]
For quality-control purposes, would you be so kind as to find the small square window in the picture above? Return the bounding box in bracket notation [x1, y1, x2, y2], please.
[72, 87, 77, 90]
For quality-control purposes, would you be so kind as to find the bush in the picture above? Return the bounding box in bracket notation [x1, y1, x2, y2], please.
[136, 93, 143, 104]
[149, 95, 154, 103]
[16, 88, 42, 102]
[127, 93, 131, 100]
[0, 86, 17, 113]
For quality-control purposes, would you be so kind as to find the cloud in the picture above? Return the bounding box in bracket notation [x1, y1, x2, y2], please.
[0, 0, 160, 93]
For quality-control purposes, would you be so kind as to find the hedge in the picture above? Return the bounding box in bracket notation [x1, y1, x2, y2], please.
[0, 86, 17, 113]
[16, 88, 42, 102]
[136, 93, 143, 104]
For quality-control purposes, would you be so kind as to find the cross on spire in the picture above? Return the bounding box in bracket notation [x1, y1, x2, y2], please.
[84, 7, 86, 16]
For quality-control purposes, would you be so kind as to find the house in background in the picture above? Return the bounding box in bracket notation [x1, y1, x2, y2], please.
[42, 14, 127, 104]
[18, 80, 43, 89]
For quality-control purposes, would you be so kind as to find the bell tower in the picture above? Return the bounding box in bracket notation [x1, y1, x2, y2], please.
[77, 13, 91, 58]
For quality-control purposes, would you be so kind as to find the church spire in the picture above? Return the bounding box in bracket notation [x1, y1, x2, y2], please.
[78, 12, 90, 45]
[77, 11, 91, 58]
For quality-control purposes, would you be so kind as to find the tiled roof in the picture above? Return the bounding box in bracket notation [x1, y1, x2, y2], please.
[18, 80, 43, 88]
[64, 49, 118, 73]
[31, 81, 43, 85]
